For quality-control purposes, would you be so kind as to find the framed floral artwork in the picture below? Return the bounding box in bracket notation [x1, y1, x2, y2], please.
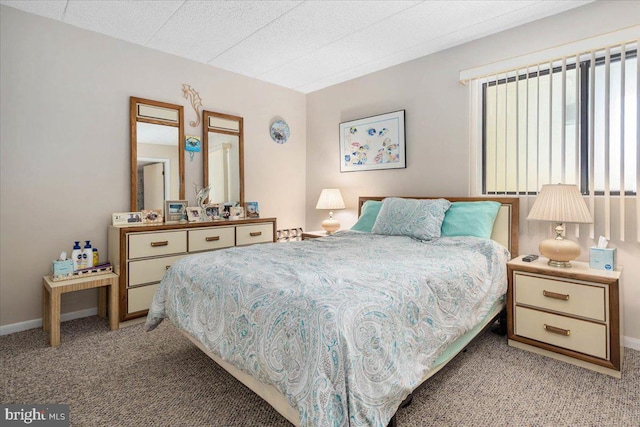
[339, 110, 406, 172]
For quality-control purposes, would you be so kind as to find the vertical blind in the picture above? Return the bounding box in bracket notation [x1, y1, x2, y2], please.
[476, 39, 639, 242]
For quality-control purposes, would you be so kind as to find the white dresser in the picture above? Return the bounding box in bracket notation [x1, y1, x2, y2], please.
[507, 256, 622, 378]
[108, 218, 276, 322]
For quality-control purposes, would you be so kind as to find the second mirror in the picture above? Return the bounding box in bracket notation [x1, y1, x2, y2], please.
[203, 111, 244, 207]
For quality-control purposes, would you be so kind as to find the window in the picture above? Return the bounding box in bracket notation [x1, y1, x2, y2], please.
[482, 48, 638, 196]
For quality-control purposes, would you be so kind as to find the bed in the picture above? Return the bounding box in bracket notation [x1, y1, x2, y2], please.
[146, 196, 519, 427]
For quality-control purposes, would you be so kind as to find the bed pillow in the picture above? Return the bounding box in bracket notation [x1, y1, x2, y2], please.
[371, 197, 450, 240]
[440, 201, 501, 239]
[350, 200, 382, 232]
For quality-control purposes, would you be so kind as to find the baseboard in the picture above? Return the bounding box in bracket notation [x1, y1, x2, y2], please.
[0, 307, 98, 336]
[625, 336, 640, 351]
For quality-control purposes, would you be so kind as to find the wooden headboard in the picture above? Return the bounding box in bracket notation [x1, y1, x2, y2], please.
[358, 196, 519, 258]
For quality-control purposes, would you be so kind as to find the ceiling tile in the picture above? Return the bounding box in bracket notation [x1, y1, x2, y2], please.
[263, 0, 592, 92]
[146, 0, 301, 63]
[210, 0, 420, 77]
[0, 0, 67, 20]
[63, 0, 184, 45]
[1, 0, 595, 93]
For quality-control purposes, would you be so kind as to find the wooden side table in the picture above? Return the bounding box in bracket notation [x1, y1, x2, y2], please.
[42, 273, 119, 347]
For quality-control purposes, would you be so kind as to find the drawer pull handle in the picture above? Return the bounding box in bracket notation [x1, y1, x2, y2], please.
[544, 324, 570, 336]
[150, 241, 169, 247]
[543, 290, 570, 301]
[250, 232, 262, 237]
[206, 236, 220, 242]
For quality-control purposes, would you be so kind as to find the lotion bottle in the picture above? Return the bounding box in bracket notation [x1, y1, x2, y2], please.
[83, 240, 93, 268]
[72, 241, 82, 271]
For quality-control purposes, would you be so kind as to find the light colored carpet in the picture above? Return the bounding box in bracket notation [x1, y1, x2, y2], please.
[1, 316, 638, 426]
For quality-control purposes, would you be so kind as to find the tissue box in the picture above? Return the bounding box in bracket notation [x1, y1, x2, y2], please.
[589, 247, 617, 271]
[51, 259, 74, 279]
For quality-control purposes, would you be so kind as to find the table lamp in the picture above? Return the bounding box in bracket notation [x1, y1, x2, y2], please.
[316, 189, 345, 234]
[527, 184, 593, 268]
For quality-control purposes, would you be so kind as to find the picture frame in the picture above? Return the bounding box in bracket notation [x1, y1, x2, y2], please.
[230, 206, 244, 219]
[186, 207, 203, 222]
[245, 202, 259, 218]
[112, 212, 143, 226]
[204, 204, 220, 221]
[339, 110, 406, 172]
[221, 204, 233, 219]
[141, 209, 163, 224]
[164, 200, 188, 222]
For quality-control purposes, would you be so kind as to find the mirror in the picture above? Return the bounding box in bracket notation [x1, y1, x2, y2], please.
[203, 111, 244, 207]
[130, 97, 185, 212]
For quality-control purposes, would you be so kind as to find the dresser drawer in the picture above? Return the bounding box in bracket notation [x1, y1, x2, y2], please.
[128, 231, 187, 259]
[514, 273, 606, 322]
[189, 227, 235, 252]
[128, 283, 160, 314]
[236, 224, 273, 246]
[515, 306, 607, 359]
[128, 255, 186, 287]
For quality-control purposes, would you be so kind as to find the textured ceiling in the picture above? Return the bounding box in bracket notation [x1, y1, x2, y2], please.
[1, 0, 592, 93]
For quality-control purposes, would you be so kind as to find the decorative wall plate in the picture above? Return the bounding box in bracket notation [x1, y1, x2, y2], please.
[270, 120, 290, 144]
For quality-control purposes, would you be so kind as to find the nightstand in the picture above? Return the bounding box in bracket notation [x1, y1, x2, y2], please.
[301, 230, 329, 240]
[42, 273, 119, 347]
[507, 256, 622, 378]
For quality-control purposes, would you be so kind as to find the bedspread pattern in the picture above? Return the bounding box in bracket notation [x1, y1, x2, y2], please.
[146, 232, 509, 427]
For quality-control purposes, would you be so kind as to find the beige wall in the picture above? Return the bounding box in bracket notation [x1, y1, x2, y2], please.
[306, 1, 640, 343]
[0, 6, 306, 327]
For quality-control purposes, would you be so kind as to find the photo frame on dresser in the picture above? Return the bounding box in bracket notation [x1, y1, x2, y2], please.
[112, 212, 142, 226]
[165, 200, 188, 222]
[205, 204, 220, 220]
[142, 209, 163, 224]
[245, 202, 259, 218]
[187, 207, 203, 222]
[339, 110, 406, 172]
[230, 206, 244, 219]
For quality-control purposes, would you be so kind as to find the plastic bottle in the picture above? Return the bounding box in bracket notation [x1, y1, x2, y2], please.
[93, 248, 99, 267]
[83, 241, 93, 268]
[71, 241, 82, 271]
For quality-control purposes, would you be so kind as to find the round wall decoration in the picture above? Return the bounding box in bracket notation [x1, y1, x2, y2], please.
[270, 120, 290, 144]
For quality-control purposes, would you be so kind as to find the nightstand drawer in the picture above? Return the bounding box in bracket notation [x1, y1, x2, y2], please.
[236, 224, 273, 246]
[189, 227, 235, 252]
[128, 231, 187, 259]
[514, 273, 606, 321]
[515, 306, 607, 359]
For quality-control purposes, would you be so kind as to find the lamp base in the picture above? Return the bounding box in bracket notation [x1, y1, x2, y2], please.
[539, 237, 581, 268]
[321, 218, 340, 235]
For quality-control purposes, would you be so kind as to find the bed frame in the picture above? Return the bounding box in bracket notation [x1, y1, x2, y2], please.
[180, 196, 519, 426]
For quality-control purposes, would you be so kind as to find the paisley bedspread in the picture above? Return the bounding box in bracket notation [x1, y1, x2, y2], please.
[146, 231, 509, 427]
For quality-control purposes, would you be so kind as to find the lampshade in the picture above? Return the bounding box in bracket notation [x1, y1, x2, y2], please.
[527, 184, 593, 268]
[527, 184, 593, 224]
[315, 189, 345, 210]
[315, 189, 345, 235]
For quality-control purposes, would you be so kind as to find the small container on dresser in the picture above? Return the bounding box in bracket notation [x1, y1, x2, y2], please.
[507, 255, 623, 378]
[108, 218, 276, 324]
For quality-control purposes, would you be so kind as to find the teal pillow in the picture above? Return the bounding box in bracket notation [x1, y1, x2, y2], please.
[351, 200, 382, 232]
[440, 201, 501, 239]
[371, 198, 451, 241]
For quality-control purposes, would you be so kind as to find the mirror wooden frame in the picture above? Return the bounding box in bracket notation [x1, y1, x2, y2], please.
[130, 97, 185, 212]
[202, 110, 244, 207]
